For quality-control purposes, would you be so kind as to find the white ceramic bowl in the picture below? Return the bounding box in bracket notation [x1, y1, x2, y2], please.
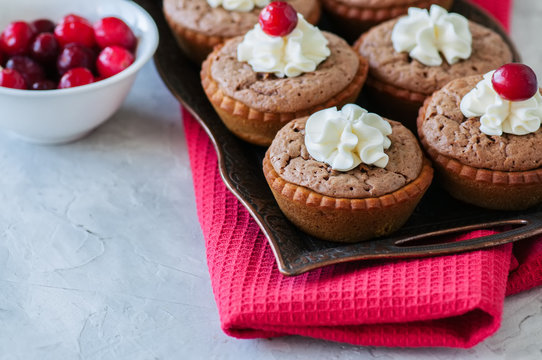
[0, 0, 158, 144]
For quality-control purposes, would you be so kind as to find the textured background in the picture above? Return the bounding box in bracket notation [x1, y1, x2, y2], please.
[0, 1, 540, 359]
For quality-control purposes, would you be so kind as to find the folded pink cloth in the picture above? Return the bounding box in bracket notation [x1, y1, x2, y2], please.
[182, 0, 542, 348]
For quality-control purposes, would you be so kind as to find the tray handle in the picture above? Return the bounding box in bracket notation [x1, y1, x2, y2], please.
[391, 213, 542, 254]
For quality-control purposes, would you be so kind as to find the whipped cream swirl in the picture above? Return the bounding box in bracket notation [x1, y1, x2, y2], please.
[207, 0, 269, 12]
[460, 71, 542, 136]
[305, 104, 392, 171]
[391, 5, 472, 66]
[237, 14, 330, 78]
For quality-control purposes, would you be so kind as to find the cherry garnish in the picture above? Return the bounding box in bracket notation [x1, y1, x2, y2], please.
[96, 46, 135, 78]
[0, 21, 35, 56]
[6, 55, 45, 86]
[54, 20, 96, 48]
[94, 17, 136, 51]
[58, 67, 94, 89]
[258, 1, 298, 37]
[57, 43, 96, 76]
[32, 19, 56, 34]
[491, 63, 538, 101]
[0, 68, 27, 89]
[31, 32, 60, 64]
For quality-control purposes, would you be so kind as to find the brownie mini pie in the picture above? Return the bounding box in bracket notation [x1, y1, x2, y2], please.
[417, 64, 542, 210]
[263, 104, 433, 242]
[163, 0, 321, 62]
[321, 0, 452, 40]
[201, 2, 368, 146]
[355, 5, 513, 128]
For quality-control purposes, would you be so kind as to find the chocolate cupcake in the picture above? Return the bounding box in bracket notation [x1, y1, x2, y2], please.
[201, 3, 368, 146]
[355, 5, 513, 129]
[263, 104, 433, 242]
[417, 65, 542, 210]
[163, 0, 321, 62]
[321, 0, 452, 40]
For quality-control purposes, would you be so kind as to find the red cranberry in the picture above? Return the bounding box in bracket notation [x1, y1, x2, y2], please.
[491, 63, 539, 101]
[258, 1, 298, 37]
[0, 21, 35, 55]
[54, 21, 96, 48]
[6, 55, 45, 86]
[96, 46, 134, 78]
[61, 14, 92, 26]
[30, 32, 60, 64]
[0, 68, 27, 89]
[57, 43, 96, 75]
[58, 67, 94, 88]
[32, 19, 56, 34]
[93, 17, 136, 51]
[31, 79, 56, 90]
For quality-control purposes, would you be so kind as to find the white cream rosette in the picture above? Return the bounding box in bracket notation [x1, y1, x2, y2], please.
[460, 71, 542, 136]
[304, 104, 392, 171]
[391, 5, 472, 66]
[237, 14, 330, 78]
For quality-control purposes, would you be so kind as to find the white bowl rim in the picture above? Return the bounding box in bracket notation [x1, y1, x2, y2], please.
[0, 0, 159, 97]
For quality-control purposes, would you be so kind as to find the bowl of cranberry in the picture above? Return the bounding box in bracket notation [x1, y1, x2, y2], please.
[0, 0, 158, 144]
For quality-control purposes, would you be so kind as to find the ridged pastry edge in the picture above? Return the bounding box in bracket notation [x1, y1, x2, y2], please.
[263, 151, 434, 211]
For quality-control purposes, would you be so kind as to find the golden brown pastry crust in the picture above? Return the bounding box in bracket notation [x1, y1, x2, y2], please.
[263, 151, 433, 242]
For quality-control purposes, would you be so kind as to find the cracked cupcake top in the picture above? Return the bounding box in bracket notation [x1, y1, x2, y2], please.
[357, 18, 512, 95]
[209, 32, 359, 113]
[268, 116, 423, 198]
[419, 75, 542, 171]
[163, 0, 316, 38]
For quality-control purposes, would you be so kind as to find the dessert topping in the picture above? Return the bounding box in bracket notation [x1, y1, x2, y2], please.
[305, 104, 392, 171]
[460, 67, 542, 136]
[237, 3, 330, 78]
[491, 63, 538, 101]
[258, 1, 298, 37]
[207, 0, 270, 12]
[391, 5, 472, 66]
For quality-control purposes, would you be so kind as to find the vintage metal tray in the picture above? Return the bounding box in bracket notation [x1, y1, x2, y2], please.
[137, 0, 542, 275]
